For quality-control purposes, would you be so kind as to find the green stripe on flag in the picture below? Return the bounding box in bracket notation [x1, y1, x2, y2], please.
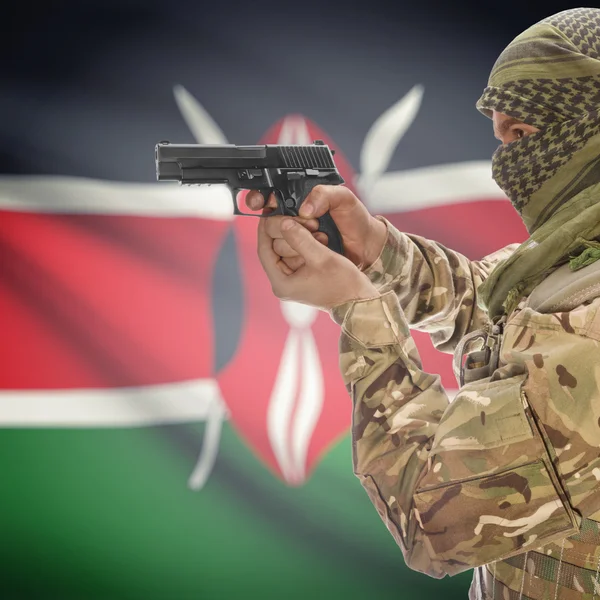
[0, 425, 471, 599]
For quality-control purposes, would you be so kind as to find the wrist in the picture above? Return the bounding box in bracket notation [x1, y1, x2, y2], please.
[355, 278, 379, 301]
[361, 216, 388, 271]
[329, 277, 379, 311]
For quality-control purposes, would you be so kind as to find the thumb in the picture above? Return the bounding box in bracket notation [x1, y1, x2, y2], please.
[280, 219, 328, 263]
[299, 185, 344, 218]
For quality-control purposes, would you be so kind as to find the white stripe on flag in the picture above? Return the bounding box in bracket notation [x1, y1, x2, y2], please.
[360, 160, 506, 213]
[0, 175, 234, 219]
[0, 378, 228, 428]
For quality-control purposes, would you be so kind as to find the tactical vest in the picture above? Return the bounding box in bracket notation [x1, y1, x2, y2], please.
[454, 260, 600, 600]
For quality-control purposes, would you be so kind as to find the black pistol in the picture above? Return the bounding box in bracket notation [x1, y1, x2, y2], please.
[155, 140, 345, 254]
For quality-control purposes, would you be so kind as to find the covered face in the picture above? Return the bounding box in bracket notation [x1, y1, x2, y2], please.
[476, 8, 600, 234]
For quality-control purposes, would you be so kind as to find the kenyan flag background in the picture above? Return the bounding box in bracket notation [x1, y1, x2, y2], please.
[0, 0, 573, 598]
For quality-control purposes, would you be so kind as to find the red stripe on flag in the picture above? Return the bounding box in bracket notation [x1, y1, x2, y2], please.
[383, 199, 528, 259]
[0, 211, 229, 389]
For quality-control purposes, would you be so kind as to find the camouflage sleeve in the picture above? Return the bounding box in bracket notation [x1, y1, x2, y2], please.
[363, 217, 519, 353]
[331, 291, 591, 578]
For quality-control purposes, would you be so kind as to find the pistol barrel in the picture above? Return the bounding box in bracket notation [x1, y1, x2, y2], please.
[155, 141, 338, 183]
[156, 143, 271, 182]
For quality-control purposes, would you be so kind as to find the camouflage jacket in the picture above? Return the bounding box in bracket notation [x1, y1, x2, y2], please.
[330, 218, 600, 580]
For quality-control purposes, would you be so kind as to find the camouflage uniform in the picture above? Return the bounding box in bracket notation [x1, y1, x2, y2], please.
[330, 219, 600, 599]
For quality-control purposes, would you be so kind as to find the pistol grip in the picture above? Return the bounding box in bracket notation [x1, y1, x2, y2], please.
[317, 212, 344, 255]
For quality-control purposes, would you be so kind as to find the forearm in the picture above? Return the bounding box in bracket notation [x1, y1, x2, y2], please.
[332, 291, 450, 577]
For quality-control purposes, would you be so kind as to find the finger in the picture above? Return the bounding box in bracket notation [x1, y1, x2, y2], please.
[273, 232, 327, 257]
[266, 193, 278, 210]
[303, 218, 320, 233]
[246, 190, 266, 211]
[277, 257, 294, 275]
[299, 185, 347, 218]
[314, 232, 328, 246]
[280, 219, 328, 264]
[282, 255, 305, 272]
[273, 238, 300, 258]
[259, 193, 279, 215]
[263, 215, 288, 239]
[257, 217, 287, 283]
[264, 215, 320, 240]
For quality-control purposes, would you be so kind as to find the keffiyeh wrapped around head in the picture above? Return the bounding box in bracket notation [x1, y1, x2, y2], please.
[475, 8, 600, 319]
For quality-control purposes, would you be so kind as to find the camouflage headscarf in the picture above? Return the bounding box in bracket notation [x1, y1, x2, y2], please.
[476, 8, 600, 319]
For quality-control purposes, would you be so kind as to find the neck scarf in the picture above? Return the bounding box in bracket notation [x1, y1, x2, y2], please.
[475, 8, 600, 320]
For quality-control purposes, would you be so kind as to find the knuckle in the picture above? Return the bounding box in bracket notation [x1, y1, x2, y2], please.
[274, 239, 294, 256]
[308, 185, 325, 204]
[332, 184, 356, 207]
[287, 257, 304, 270]
[306, 185, 334, 216]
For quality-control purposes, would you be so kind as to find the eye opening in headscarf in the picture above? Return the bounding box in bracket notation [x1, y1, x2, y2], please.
[493, 117, 526, 141]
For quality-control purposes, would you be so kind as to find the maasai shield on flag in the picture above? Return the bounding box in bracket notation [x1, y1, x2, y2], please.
[1, 2, 534, 598]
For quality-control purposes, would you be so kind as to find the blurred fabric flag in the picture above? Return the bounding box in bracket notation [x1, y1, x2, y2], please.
[0, 3, 531, 598]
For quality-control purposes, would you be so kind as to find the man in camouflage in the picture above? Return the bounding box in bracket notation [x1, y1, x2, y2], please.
[248, 7, 600, 599]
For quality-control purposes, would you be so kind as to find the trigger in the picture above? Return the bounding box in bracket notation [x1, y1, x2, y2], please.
[265, 190, 285, 215]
